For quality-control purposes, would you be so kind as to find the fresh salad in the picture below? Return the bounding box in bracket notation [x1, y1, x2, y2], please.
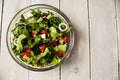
[11, 8, 71, 67]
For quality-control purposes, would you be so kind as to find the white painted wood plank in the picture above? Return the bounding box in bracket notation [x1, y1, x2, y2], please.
[89, 0, 118, 80]
[0, 0, 2, 22]
[30, 0, 59, 8]
[116, 0, 120, 79]
[29, 1, 59, 80]
[0, 0, 30, 80]
[0, 0, 2, 53]
[60, 0, 90, 80]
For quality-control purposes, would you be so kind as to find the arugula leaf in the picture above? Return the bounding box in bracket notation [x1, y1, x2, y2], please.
[49, 17, 62, 25]
[19, 15, 26, 22]
[31, 8, 41, 18]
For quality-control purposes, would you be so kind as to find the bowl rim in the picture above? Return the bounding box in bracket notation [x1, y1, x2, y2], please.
[6, 4, 75, 71]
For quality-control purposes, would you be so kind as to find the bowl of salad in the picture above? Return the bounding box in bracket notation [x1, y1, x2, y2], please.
[6, 4, 75, 71]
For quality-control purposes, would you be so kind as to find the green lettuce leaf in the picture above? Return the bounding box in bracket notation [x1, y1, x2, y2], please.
[54, 44, 67, 52]
[37, 48, 50, 60]
[50, 56, 60, 65]
[16, 34, 26, 50]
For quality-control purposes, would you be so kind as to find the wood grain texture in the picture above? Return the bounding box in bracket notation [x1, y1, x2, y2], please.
[60, 0, 90, 80]
[89, 0, 118, 80]
[116, 0, 120, 79]
[29, 1, 60, 80]
[0, 0, 30, 80]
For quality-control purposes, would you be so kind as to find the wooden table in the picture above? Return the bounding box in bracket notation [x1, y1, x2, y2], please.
[0, 0, 120, 80]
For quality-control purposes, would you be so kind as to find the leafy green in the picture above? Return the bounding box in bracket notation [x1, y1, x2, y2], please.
[15, 34, 26, 51]
[50, 27, 58, 39]
[47, 11, 53, 19]
[37, 48, 50, 60]
[19, 15, 26, 22]
[50, 56, 60, 65]
[49, 17, 62, 26]
[54, 44, 67, 52]
[31, 8, 41, 18]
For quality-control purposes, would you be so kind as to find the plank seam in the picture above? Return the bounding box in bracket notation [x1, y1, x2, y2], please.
[28, 70, 30, 80]
[114, 0, 119, 79]
[30, 0, 31, 5]
[59, 0, 61, 10]
[87, 0, 91, 80]
[0, 0, 4, 54]
[59, 66, 61, 80]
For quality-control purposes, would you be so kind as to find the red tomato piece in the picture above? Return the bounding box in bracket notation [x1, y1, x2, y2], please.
[31, 30, 36, 37]
[23, 48, 30, 59]
[24, 48, 30, 53]
[23, 52, 30, 59]
[63, 36, 68, 43]
[39, 44, 46, 53]
[56, 51, 65, 57]
[41, 29, 48, 35]
[50, 40, 57, 46]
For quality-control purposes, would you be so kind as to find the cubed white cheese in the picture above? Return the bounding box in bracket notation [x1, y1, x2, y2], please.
[41, 34, 46, 39]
